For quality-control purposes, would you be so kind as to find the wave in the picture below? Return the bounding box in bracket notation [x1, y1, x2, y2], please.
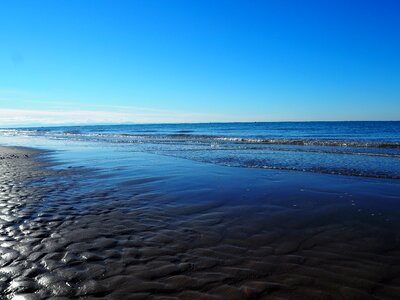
[53, 132, 400, 149]
[246, 165, 400, 179]
[215, 146, 400, 158]
[2, 129, 399, 150]
[211, 137, 400, 149]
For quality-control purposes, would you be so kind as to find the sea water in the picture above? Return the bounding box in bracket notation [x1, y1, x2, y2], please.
[1, 121, 399, 178]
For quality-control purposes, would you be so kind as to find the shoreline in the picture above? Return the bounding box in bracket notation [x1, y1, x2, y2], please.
[0, 145, 399, 299]
[1, 121, 399, 180]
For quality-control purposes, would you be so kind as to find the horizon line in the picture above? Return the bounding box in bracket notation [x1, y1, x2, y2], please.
[1, 119, 400, 129]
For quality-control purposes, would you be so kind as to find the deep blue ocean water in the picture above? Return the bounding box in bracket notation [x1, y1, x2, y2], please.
[1, 121, 399, 179]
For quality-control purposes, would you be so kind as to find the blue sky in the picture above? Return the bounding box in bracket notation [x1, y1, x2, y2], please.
[0, 0, 399, 125]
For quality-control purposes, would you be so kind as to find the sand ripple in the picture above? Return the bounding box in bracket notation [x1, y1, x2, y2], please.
[0, 147, 399, 299]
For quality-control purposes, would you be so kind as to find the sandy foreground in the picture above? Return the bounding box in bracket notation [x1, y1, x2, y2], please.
[0, 146, 399, 299]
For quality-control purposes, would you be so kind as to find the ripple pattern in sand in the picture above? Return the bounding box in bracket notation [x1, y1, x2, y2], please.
[0, 147, 399, 299]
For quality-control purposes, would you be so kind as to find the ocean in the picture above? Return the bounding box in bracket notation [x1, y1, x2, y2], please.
[1, 121, 399, 179]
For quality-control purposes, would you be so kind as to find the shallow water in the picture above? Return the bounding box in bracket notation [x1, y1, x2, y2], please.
[1, 121, 400, 178]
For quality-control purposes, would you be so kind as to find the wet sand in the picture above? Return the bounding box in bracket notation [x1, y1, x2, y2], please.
[0, 146, 400, 299]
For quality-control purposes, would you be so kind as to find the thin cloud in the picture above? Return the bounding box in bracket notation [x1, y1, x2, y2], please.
[0, 89, 218, 116]
[0, 89, 29, 95]
[20, 99, 182, 114]
[0, 108, 245, 127]
[0, 90, 272, 125]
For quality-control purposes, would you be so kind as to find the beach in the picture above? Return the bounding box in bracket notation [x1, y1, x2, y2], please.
[1, 144, 399, 299]
[2, 0, 399, 297]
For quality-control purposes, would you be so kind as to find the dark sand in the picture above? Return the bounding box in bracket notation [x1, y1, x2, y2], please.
[0, 146, 400, 299]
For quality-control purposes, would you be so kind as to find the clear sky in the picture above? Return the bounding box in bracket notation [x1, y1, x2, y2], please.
[0, 0, 399, 126]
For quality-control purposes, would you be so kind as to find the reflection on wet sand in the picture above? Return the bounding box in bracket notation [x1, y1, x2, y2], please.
[0, 147, 399, 299]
